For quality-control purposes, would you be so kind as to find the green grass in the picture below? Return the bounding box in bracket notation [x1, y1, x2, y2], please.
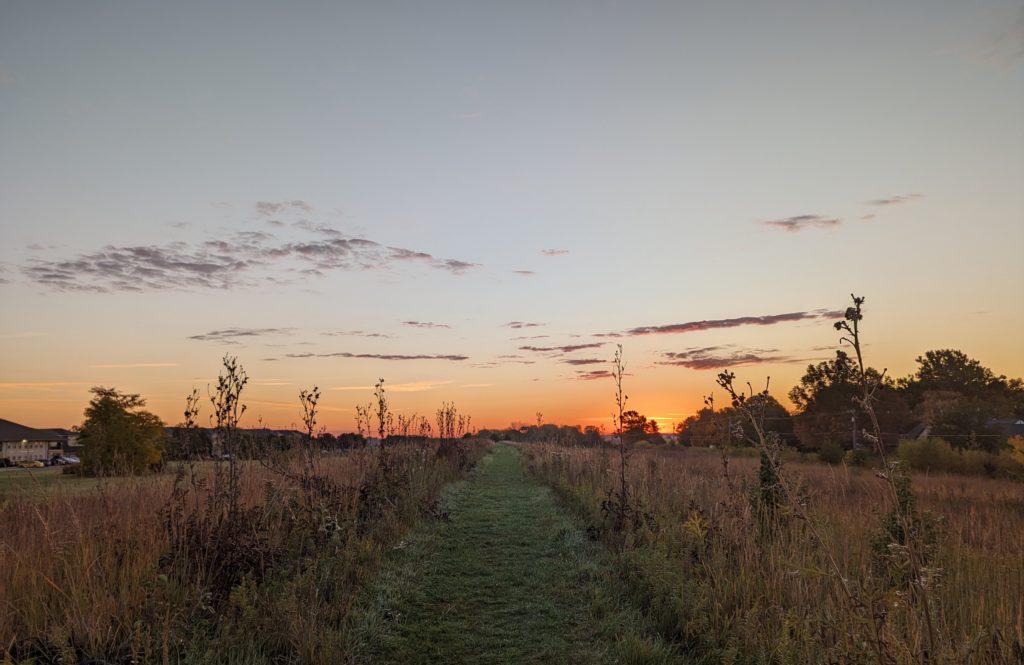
[0, 467, 99, 497]
[346, 444, 680, 664]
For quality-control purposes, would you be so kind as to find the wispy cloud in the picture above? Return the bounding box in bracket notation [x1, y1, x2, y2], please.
[89, 362, 180, 369]
[561, 358, 604, 366]
[0, 331, 49, 339]
[967, 4, 1024, 66]
[520, 342, 604, 354]
[331, 380, 452, 392]
[0, 382, 89, 390]
[504, 321, 545, 329]
[866, 193, 922, 206]
[760, 215, 841, 232]
[541, 248, 569, 256]
[286, 352, 468, 361]
[657, 346, 803, 370]
[512, 270, 535, 276]
[403, 321, 450, 329]
[322, 330, 393, 339]
[622, 310, 840, 337]
[23, 204, 481, 292]
[189, 327, 295, 343]
[254, 200, 313, 217]
[576, 370, 612, 381]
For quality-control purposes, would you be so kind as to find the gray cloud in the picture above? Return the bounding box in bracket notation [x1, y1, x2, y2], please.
[322, 330, 393, 339]
[488, 354, 536, 366]
[760, 215, 841, 232]
[866, 193, 922, 206]
[512, 270, 536, 276]
[504, 321, 545, 329]
[255, 200, 313, 216]
[969, 5, 1024, 65]
[403, 321, 450, 329]
[561, 358, 605, 366]
[657, 345, 804, 370]
[623, 310, 841, 336]
[576, 370, 612, 381]
[286, 351, 468, 361]
[541, 249, 569, 256]
[22, 207, 480, 292]
[520, 342, 604, 353]
[189, 327, 296, 342]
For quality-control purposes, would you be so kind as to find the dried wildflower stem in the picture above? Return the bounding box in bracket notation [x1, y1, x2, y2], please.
[612, 344, 629, 511]
[836, 294, 938, 660]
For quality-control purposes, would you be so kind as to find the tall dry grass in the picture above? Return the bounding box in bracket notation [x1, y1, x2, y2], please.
[0, 442, 487, 664]
[524, 443, 1024, 664]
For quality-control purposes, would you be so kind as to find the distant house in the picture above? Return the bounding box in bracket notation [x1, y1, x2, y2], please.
[904, 422, 930, 441]
[989, 419, 1024, 439]
[163, 426, 308, 458]
[48, 427, 81, 452]
[0, 419, 65, 464]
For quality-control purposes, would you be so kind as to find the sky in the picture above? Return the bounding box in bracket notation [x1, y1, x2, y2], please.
[1, 1, 1022, 434]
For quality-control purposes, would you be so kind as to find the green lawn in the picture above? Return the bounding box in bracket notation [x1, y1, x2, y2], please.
[0, 467, 99, 497]
[346, 444, 680, 664]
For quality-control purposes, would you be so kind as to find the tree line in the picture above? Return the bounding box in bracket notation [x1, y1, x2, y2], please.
[677, 348, 1024, 454]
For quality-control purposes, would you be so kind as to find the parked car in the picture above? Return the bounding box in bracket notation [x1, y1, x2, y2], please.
[50, 455, 79, 465]
[18, 460, 45, 469]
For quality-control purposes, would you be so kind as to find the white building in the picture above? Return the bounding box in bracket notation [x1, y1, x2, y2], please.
[0, 419, 65, 464]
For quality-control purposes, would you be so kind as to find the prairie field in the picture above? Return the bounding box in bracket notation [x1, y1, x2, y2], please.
[523, 442, 1024, 664]
[5, 436, 1021, 665]
[0, 441, 488, 664]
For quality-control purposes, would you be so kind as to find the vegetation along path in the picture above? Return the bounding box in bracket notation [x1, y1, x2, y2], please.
[346, 444, 678, 664]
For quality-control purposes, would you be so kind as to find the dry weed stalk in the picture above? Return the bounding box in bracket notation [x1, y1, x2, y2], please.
[713, 294, 949, 664]
[836, 295, 940, 662]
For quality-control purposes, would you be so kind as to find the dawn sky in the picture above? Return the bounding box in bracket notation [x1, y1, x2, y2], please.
[2, 1, 1022, 433]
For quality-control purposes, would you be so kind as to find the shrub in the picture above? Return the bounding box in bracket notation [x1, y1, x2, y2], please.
[844, 448, 868, 467]
[817, 440, 844, 465]
[896, 437, 1024, 478]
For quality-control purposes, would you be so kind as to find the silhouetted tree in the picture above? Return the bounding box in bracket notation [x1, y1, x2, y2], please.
[899, 349, 1024, 448]
[620, 410, 659, 443]
[790, 351, 912, 451]
[80, 387, 164, 475]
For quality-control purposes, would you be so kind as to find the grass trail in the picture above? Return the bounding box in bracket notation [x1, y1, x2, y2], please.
[347, 444, 678, 664]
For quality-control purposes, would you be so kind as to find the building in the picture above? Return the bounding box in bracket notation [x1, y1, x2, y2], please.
[989, 419, 1024, 439]
[48, 427, 81, 453]
[0, 419, 66, 464]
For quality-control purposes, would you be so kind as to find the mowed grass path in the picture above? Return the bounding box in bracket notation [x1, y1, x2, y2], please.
[347, 444, 678, 665]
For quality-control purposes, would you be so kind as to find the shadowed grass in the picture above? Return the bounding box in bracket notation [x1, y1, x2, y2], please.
[347, 444, 679, 664]
[0, 468, 99, 497]
[524, 442, 1024, 664]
